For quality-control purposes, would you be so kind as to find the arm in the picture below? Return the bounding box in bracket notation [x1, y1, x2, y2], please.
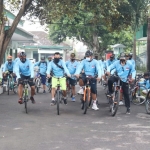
[34, 61, 40, 67]
[62, 61, 70, 76]
[46, 61, 52, 75]
[107, 62, 116, 73]
[2, 62, 7, 73]
[15, 62, 20, 78]
[29, 60, 34, 78]
[75, 60, 84, 75]
[96, 61, 102, 78]
[130, 64, 136, 79]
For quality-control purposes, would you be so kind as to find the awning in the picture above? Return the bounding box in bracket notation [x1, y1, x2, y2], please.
[38, 49, 63, 54]
[137, 37, 147, 41]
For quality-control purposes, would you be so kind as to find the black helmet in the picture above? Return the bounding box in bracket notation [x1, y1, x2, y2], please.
[120, 53, 126, 60]
[85, 50, 93, 57]
[110, 53, 115, 59]
[41, 56, 45, 60]
[48, 56, 52, 59]
[19, 52, 26, 57]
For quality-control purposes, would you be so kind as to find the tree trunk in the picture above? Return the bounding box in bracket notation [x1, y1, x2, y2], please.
[147, 17, 150, 72]
[133, 33, 136, 62]
[0, 0, 32, 65]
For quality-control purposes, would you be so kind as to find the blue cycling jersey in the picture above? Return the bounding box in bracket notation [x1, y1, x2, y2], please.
[46, 59, 70, 77]
[106, 59, 116, 69]
[66, 60, 79, 75]
[107, 60, 136, 82]
[34, 61, 47, 75]
[3, 61, 14, 72]
[75, 59, 101, 78]
[15, 59, 34, 78]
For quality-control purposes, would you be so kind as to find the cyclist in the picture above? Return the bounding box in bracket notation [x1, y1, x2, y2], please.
[13, 50, 25, 75]
[48, 56, 52, 63]
[106, 53, 136, 114]
[15, 52, 35, 104]
[128, 53, 135, 69]
[47, 56, 53, 87]
[106, 54, 116, 69]
[46, 52, 71, 106]
[34, 56, 47, 93]
[75, 50, 101, 110]
[2, 56, 15, 82]
[66, 53, 79, 102]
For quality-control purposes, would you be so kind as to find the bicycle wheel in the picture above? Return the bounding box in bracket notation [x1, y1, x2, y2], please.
[23, 92, 28, 114]
[131, 85, 147, 105]
[145, 90, 150, 114]
[110, 91, 119, 116]
[7, 78, 10, 95]
[83, 90, 89, 114]
[56, 91, 60, 115]
[36, 79, 41, 93]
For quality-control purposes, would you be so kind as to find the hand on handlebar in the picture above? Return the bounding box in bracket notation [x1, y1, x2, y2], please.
[47, 74, 51, 78]
[75, 74, 80, 79]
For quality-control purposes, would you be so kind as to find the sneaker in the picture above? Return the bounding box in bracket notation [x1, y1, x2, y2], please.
[78, 88, 84, 95]
[92, 103, 99, 110]
[43, 90, 46, 93]
[107, 92, 113, 97]
[30, 96, 35, 104]
[18, 98, 23, 104]
[126, 108, 130, 114]
[119, 101, 124, 106]
[63, 98, 67, 105]
[50, 100, 56, 106]
[71, 97, 76, 102]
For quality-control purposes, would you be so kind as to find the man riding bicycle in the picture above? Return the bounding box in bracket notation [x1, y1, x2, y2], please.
[46, 52, 71, 106]
[15, 52, 35, 104]
[2, 55, 15, 82]
[106, 53, 136, 114]
[66, 53, 79, 102]
[34, 56, 47, 93]
[75, 50, 101, 110]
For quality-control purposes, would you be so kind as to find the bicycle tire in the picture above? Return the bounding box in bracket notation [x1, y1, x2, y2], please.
[111, 91, 119, 117]
[145, 90, 150, 114]
[7, 78, 10, 95]
[24, 93, 28, 114]
[83, 90, 89, 114]
[57, 91, 60, 115]
[131, 85, 147, 105]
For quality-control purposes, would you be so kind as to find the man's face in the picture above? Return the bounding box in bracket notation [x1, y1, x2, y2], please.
[120, 59, 126, 66]
[86, 56, 92, 61]
[125, 56, 129, 60]
[8, 59, 12, 63]
[110, 57, 114, 61]
[54, 54, 60, 59]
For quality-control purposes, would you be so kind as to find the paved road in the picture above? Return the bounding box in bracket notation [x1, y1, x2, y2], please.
[0, 84, 150, 150]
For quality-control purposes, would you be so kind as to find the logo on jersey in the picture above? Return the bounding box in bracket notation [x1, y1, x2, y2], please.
[126, 67, 129, 70]
[92, 65, 95, 68]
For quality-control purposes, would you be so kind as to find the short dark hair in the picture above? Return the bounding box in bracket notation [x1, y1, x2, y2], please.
[54, 52, 60, 55]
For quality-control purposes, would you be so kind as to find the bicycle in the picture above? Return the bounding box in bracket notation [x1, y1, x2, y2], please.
[46, 77, 52, 93]
[106, 75, 120, 116]
[80, 75, 96, 114]
[51, 76, 64, 115]
[5, 71, 17, 95]
[21, 79, 30, 114]
[130, 77, 148, 105]
[66, 75, 77, 98]
[35, 72, 41, 93]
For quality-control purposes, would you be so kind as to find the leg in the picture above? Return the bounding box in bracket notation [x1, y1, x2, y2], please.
[122, 82, 130, 114]
[18, 84, 23, 98]
[90, 78, 99, 110]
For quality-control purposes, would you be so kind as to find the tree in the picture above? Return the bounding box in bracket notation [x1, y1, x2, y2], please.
[0, 0, 82, 65]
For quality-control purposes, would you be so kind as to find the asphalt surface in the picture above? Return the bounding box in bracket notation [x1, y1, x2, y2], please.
[0, 84, 150, 150]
